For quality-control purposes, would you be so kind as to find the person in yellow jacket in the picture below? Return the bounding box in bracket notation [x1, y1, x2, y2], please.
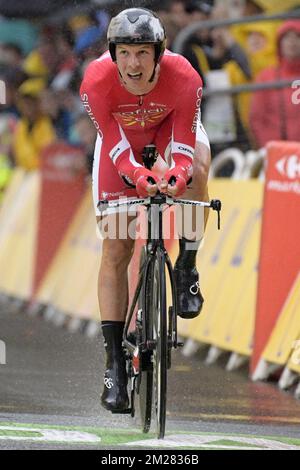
[0, 115, 16, 201]
[227, 19, 281, 139]
[245, 0, 300, 14]
[0, 153, 12, 203]
[13, 79, 56, 170]
[231, 20, 279, 77]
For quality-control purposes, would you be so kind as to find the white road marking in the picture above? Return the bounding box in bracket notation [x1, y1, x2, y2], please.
[126, 434, 299, 450]
[0, 426, 100, 443]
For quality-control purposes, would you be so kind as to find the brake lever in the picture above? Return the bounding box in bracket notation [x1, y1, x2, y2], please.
[210, 199, 222, 230]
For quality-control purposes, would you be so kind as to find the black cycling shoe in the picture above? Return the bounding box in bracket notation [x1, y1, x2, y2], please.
[101, 321, 129, 412]
[101, 358, 129, 412]
[173, 265, 204, 319]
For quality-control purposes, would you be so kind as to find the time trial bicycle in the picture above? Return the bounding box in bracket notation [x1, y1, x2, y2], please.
[98, 188, 221, 439]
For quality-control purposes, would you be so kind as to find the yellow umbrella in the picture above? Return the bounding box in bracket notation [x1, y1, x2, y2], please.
[251, 0, 300, 14]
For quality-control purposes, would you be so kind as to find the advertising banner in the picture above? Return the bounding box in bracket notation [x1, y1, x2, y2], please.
[32, 142, 87, 297]
[261, 272, 300, 366]
[0, 170, 39, 299]
[176, 179, 263, 357]
[252, 141, 300, 373]
[36, 191, 100, 320]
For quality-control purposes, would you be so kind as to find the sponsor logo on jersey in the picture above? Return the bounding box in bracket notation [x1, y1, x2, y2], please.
[101, 191, 126, 199]
[178, 145, 194, 156]
[115, 106, 167, 128]
[192, 87, 203, 133]
[111, 147, 121, 161]
[81, 93, 104, 138]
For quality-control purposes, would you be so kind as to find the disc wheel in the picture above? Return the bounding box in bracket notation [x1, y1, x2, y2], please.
[152, 249, 167, 439]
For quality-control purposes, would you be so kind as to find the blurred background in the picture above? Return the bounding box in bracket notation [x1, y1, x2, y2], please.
[1, 0, 300, 395]
[0, 0, 300, 184]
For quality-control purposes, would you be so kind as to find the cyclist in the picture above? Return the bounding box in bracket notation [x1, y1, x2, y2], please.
[80, 8, 211, 412]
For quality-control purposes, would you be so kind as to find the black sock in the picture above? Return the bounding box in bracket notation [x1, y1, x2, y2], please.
[101, 321, 125, 328]
[175, 237, 201, 269]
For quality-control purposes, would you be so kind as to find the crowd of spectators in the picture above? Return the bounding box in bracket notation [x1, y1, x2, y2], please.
[0, 0, 299, 195]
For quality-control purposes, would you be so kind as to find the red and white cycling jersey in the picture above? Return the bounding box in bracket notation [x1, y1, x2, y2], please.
[80, 49, 206, 211]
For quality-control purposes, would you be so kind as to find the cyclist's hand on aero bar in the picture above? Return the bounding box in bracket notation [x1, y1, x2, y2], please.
[134, 167, 160, 197]
[160, 166, 188, 197]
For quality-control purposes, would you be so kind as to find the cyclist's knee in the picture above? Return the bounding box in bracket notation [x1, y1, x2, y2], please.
[101, 238, 135, 269]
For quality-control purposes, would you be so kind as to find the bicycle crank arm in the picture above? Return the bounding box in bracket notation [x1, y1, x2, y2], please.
[111, 408, 132, 415]
[170, 340, 184, 348]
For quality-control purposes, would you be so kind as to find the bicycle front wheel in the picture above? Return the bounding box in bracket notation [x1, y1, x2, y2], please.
[138, 247, 153, 434]
[152, 248, 167, 439]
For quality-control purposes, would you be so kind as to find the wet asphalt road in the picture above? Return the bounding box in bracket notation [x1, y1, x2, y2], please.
[1, 303, 300, 450]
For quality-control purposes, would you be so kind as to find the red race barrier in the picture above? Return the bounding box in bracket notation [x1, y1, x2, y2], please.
[32, 142, 87, 297]
[251, 141, 300, 373]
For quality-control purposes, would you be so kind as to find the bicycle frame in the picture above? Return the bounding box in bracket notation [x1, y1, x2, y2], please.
[122, 194, 179, 358]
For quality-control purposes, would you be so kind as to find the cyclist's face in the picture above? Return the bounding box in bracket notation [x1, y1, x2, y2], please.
[116, 44, 156, 93]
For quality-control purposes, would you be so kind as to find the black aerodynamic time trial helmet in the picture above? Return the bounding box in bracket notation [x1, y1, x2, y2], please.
[107, 8, 166, 64]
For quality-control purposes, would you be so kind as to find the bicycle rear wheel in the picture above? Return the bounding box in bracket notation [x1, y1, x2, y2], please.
[152, 248, 167, 439]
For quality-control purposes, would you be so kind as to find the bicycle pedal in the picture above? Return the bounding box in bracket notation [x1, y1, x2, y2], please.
[177, 342, 184, 348]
